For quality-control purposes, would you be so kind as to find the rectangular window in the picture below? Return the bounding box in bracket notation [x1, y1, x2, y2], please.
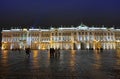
[59, 37, 61, 40]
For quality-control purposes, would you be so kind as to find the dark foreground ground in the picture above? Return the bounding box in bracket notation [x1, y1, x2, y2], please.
[0, 49, 120, 79]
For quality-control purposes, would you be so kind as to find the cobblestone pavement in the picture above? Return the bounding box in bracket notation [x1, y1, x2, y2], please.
[0, 49, 120, 79]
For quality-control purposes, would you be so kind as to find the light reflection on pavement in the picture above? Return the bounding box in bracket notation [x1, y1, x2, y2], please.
[0, 49, 120, 79]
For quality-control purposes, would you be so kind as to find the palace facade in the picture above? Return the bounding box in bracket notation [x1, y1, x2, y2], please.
[1, 24, 120, 50]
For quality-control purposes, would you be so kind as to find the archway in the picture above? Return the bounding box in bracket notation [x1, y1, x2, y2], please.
[95, 41, 102, 50]
[81, 42, 86, 50]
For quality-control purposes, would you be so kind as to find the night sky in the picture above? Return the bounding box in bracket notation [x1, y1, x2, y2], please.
[0, 0, 120, 29]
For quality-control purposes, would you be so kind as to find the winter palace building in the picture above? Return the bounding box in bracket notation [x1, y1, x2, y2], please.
[1, 24, 120, 50]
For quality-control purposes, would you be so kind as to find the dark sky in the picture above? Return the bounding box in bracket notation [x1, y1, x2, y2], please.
[0, 0, 120, 28]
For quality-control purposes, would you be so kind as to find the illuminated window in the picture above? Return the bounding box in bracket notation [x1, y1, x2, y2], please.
[55, 32, 57, 36]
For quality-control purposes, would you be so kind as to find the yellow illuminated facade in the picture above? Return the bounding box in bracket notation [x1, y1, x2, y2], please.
[1, 24, 120, 50]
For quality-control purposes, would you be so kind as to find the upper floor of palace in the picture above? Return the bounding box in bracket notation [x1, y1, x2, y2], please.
[1, 23, 120, 38]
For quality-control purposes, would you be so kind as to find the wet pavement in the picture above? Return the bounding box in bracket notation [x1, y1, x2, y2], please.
[0, 49, 120, 79]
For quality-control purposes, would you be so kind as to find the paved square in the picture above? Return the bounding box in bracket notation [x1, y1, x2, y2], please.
[0, 50, 120, 79]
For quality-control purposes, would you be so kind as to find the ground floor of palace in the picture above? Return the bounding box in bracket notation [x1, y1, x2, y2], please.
[2, 41, 120, 50]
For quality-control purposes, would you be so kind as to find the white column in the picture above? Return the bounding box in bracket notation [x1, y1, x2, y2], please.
[86, 42, 89, 49]
[79, 43, 81, 49]
[10, 44, 13, 49]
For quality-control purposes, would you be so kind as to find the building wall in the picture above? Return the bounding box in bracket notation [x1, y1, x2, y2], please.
[1, 26, 120, 50]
